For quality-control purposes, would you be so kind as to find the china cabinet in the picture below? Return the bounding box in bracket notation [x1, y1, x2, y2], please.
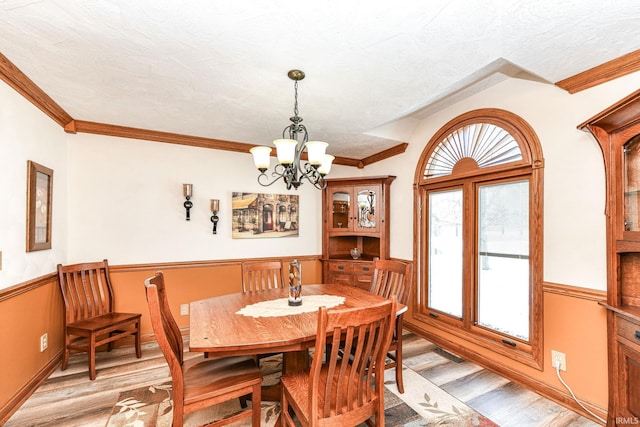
[322, 176, 395, 289]
[580, 89, 640, 425]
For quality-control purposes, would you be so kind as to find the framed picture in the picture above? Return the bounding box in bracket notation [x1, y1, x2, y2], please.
[26, 160, 53, 252]
[232, 192, 299, 239]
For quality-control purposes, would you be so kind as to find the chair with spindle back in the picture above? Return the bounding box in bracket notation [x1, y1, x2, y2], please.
[370, 258, 413, 393]
[240, 260, 285, 365]
[280, 297, 396, 426]
[145, 272, 262, 427]
[57, 259, 142, 380]
[241, 260, 285, 292]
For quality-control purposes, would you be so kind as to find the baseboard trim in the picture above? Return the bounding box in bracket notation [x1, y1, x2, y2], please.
[0, 349, 62, 425]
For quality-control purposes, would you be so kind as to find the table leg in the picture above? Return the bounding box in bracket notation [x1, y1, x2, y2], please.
[260, 349, 310, 402]
[283, 349, 310, 374]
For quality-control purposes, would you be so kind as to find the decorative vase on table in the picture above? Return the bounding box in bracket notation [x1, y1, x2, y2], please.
[288, 259, 302, 306]
[350, 248, 362, 259]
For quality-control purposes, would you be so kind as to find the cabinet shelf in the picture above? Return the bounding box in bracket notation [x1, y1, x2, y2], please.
[324, 254, 377, 261]
[599, 302, 640, 324]
[616, 239, 640, 253]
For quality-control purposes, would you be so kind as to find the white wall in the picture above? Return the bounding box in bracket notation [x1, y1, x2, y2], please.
[364, 70, 640, 290]
[65, 133, 356, 264]
[4, 69, 640, 292]
[0, 81, 68, 289]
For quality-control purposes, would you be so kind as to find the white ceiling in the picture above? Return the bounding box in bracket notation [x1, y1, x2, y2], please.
[1, 0, 640, 159]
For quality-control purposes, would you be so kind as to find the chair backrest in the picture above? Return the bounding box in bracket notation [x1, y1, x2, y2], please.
[57, 259, 116, 324]
[241, 260, 285, 292]
[309, 297, 396, 422]
[370, 259, 413, 305]
[144, 272, 186, 403]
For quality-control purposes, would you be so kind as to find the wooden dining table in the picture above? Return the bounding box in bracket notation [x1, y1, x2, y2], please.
[189, 283, 404, 399]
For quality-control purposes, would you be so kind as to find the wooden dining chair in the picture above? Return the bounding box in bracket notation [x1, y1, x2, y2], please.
[145, 272, 263, 427]
[370, 258, 413, 393]
[57, 259, 142, 380]
[240, 260, 286, 366]
[241, 260, 285, 292]
[280, 297, 396, 427]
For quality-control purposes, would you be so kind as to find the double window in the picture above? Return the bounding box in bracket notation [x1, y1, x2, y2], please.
[414, 109, 544, 368]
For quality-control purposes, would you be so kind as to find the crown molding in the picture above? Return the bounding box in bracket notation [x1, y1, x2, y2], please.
[0, 48, 401, 167]
[8, 49, 638, 164]
[0, 52, 73, 127]
[555, 49, 640, 94]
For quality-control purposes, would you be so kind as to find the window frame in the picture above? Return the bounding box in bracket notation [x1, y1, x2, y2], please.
[413, 108, 544, 369]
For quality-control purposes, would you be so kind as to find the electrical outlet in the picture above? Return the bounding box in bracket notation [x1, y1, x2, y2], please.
[40, 333, 48, 352]
[551, 350, 566, 371]
[180, 304, 189, 316]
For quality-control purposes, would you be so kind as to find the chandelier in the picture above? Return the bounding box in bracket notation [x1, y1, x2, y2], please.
[250, 70, 334, 190]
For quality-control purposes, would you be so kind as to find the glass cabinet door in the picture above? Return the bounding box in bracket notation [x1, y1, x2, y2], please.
[355, 186, 380, 232]
[624, 135, 640, 232]
[331, 188, 351, 230]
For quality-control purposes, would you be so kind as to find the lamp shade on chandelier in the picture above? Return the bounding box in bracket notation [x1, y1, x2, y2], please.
[250, 70, 334, 190]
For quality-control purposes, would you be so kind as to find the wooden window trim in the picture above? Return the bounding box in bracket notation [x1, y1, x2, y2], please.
[413, 108, 544, 370]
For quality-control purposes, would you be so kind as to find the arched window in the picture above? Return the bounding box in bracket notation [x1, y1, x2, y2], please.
[413, 109, 544, 369]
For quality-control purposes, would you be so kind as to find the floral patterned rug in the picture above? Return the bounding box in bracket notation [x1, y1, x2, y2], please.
[106, 382, 280, 427]
[106, 355, 497, 427]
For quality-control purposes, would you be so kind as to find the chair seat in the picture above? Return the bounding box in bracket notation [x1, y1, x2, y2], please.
[67, 312, 141, 333]
[183, 356, 262, 404]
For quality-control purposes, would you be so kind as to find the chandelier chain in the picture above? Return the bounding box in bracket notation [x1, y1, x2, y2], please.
[293, 80, 299, 118]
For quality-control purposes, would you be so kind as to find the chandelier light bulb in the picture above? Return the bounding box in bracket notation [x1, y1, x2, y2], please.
[274, 139, 297, 164]
[318, 154, 335, 175]
[305, 141, 328, 166]
[250, 146, 272, 172]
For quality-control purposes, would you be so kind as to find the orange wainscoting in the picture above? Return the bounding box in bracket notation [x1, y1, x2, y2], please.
[0, 256, 322, 425]
[405, 282, 608, 423]
[0, 275, 64, 424]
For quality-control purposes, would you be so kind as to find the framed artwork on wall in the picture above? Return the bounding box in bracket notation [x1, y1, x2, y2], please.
[26, 160, 53, 252]
[232, 192, 299, 239]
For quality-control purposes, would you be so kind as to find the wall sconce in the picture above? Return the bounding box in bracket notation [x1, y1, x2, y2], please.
[183, 184, 193, 221]
[210, 199, 220, 234]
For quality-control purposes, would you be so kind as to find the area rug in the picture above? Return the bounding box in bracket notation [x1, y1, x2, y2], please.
[383, 367, 498, 426]
[106, 356, 497, 426]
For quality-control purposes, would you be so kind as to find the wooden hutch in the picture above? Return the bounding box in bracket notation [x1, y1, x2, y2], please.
[580, 89, 640, 425]
[322, 176, 395, 289]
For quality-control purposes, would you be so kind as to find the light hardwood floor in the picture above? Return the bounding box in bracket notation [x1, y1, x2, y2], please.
[5, 332, 601, 426]
[400, 333, 601, 427]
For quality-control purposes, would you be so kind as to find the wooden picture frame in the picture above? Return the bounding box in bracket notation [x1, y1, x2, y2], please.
[26, 160, 53, 252]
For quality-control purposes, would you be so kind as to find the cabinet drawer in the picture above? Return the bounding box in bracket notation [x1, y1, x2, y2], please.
[354, 275, 373, 290]
[618, 316, 640, 348]
[329, 262, 353, 273]
[353, 263, 374, 275]
[328, 273, 354, 286]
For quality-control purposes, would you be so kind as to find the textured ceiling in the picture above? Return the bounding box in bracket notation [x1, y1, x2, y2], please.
[1, 0, 640, 159]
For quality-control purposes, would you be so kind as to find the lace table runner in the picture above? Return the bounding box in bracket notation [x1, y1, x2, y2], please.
[236, 294, 346, 318]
